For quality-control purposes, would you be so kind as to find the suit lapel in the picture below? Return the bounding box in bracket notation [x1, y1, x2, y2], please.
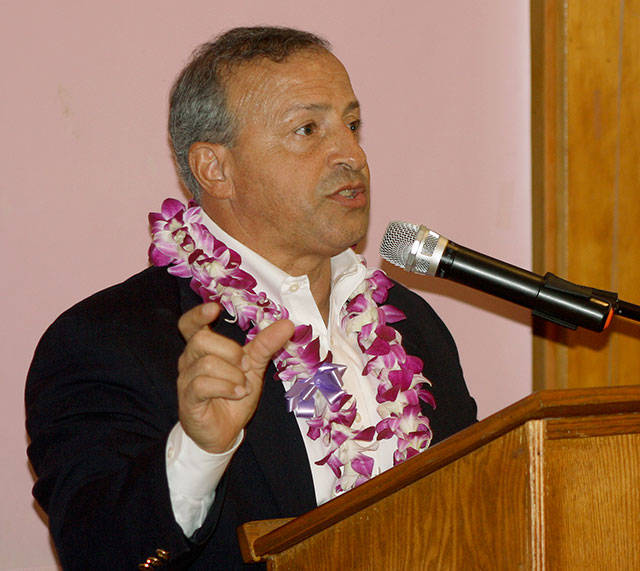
[176, 277, 317, 515]
[244, 362, 317, 515]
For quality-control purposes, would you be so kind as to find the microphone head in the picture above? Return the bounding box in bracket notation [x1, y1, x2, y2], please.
[379, 221, 419, 268]
[380, 221, 448, 276]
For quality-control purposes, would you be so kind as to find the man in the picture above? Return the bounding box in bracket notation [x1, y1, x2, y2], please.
[26, 27, 477, 569]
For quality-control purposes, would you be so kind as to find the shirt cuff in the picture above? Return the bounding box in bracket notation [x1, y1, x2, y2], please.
[166, 422, 243, 535]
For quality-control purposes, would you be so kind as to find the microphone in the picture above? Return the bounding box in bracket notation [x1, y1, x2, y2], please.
[379, 221, 615, 332]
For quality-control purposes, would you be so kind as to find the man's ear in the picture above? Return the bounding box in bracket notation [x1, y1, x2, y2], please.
[188, 142, 233, 199]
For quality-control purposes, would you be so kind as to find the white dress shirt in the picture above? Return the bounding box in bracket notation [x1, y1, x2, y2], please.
[166, 213, 397, 536]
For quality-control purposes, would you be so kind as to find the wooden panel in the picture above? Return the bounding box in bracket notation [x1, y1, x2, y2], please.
[532, 0, 640, 390]
[269, 426, 533, 570]
[566, 0, 620, 387]
[543, 431, 640, 568]
[613, 0, 640, 384]
[531, 0, 570, 391]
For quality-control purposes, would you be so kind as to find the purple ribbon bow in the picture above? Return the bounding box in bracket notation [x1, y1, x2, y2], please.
[284, 363, 347, 418]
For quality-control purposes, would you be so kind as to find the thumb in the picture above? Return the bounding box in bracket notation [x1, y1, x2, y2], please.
[242, 319, 295, 377]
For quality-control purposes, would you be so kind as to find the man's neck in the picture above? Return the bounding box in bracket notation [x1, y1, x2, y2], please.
[237, 243, 334, 322]
[273, 254, 332, 324]
[303, 260, 332, 324]
[201, 210, 334, 323]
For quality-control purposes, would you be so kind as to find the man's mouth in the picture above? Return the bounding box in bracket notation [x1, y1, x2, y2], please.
[329, 183, 367, 207]
[337, 187, 360, 199]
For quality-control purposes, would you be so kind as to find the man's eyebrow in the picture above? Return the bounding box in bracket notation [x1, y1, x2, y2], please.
[344, 100, 360, 114]
[283, 100, 361, 117]
[286, 103, 330, 114]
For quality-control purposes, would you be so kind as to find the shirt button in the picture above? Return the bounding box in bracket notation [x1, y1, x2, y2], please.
[355, 413, 361, 422]
[167, 446, 175, 459]
[288, 283, 299, 292]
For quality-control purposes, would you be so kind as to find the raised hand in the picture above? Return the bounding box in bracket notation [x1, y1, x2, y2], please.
[177, 302, 294, 453]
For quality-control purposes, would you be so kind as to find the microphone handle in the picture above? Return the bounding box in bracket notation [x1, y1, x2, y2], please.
[436, 242, 612, 331]
[616, 300, 640, 321]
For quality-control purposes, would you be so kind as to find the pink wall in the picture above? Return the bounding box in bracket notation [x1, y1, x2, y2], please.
[2, 1, 530, 567]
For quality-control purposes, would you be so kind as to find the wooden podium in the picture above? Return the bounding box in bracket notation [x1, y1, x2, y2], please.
[238, 386, 640, 569]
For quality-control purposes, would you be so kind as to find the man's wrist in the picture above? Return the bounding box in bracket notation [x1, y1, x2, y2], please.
[166, 423, 244, 497]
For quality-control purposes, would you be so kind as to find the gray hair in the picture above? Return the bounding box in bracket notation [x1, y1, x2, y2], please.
[168, 26, 331, 200]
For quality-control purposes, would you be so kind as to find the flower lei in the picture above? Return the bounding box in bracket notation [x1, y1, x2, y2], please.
[149, 198, 435, 495]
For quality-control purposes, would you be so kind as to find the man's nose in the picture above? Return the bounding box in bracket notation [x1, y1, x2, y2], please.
[328, 125, 368, 172]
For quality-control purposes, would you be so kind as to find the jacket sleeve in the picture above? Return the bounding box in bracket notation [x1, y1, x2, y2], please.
[25, 277, 226, 569]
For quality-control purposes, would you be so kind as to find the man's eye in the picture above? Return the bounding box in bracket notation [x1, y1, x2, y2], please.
[348, 120, 361, 133]
[295, 123, 315, 136]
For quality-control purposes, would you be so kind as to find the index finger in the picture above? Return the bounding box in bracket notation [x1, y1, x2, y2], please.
[178, 302, 222, 341]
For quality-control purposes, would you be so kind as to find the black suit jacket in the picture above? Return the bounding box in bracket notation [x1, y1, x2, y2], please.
[26, 266, 477, 569]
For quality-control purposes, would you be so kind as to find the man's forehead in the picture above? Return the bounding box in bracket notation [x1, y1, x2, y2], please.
[225, 49, 356, 117]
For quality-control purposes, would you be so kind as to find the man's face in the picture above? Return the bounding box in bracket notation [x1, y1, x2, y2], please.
[219, 49, 370, 272]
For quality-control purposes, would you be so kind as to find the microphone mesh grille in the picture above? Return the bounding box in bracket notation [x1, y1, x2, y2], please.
[379, 221, 419, 268]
